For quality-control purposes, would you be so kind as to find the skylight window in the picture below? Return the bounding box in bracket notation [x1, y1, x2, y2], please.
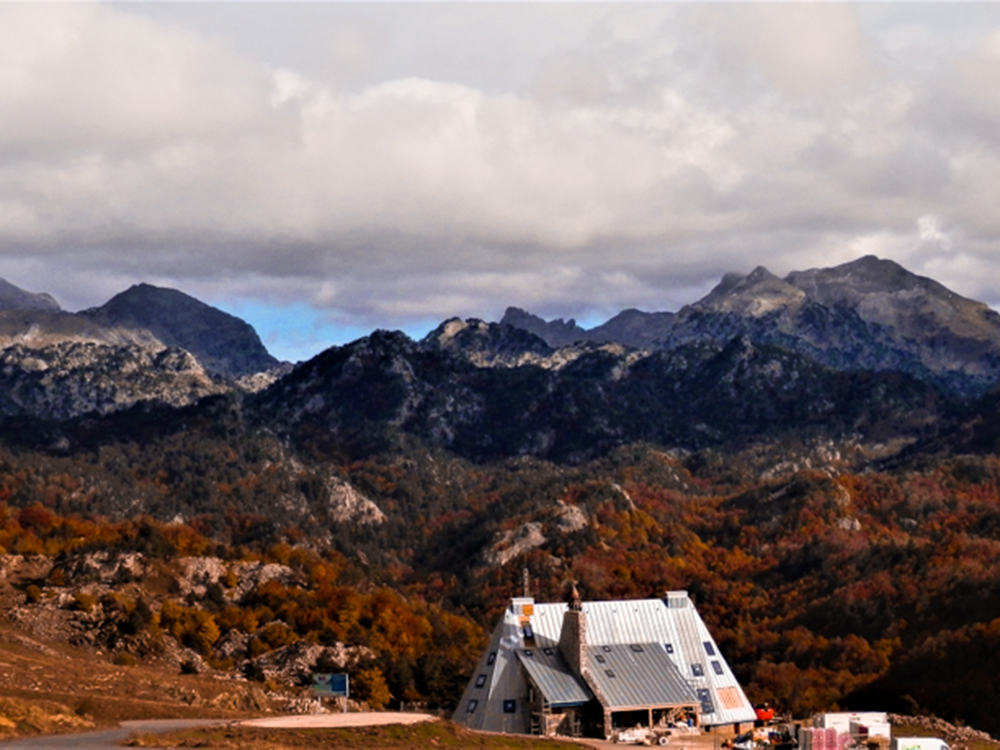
[696, 688, 714, 714]
[630, 644, 645, 652]
[487, 652, 496, 666]
[467, 699, 479, 713]
[595, 654, 606, 664]
[475, 674, 487, 688]
[712, 661, 724, 675]
[605, 669, 616, 678]
[664, 643, 674, 654]
[704, 641, 716, 656]
[691, 663, 704, 677]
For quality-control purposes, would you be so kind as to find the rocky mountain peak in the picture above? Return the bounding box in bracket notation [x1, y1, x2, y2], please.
[80, 284, 278, 378]
[0, 278, 61, 312]
[785, 255, 930, 301]
[499, 306, 589, 347]
[693, 264, 805, 318]
[423, 317, 554, 367]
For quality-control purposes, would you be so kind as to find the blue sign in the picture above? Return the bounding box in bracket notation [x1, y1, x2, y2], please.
[313, 673, 349, 697]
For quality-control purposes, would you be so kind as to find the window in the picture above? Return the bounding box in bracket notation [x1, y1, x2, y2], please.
[664, 643, 674, 654]
[467, 700, 479, 713]
[696, 688, 714, 715]
[630, 644, 645, 653]
[503, 699, 517, 713]
[543, 647, 554, 656]
[712, 661, 724, 675]
[691, 663, 704, 677]
[595, 654, 606, 664]
[605, 669, 616, 678]
[602, 645, 612, 653]
[475, 674, 487, 688]
[487, 652, 497, 666]
[523, 649, 534, 657]
[703, 641, 716, 656]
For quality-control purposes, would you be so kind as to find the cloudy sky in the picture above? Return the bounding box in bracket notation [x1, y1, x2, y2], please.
[3, 2, 1000, 361]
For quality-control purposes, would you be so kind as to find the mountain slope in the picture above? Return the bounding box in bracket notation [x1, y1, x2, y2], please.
[0, 278, 60, 312]
[80, 284, 278, 378]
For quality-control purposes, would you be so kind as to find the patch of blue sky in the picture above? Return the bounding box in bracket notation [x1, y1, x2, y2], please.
[218, 300, 436, 364]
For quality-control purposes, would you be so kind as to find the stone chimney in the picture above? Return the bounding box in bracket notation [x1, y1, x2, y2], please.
[558, 583, 587, 677]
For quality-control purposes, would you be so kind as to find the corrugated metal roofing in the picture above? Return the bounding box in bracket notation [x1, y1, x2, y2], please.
[453, 592, 757, 733]
[516, 647, 593, 707]
[585, 643, 698, 710]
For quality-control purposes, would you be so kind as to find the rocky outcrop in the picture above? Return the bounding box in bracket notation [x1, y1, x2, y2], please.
[0, 341, 225, 420]
[326, 476, 386, 525]
[483, 522, 547, 567]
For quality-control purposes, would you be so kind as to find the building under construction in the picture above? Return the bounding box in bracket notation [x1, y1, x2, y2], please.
[454, 589, 757, 740]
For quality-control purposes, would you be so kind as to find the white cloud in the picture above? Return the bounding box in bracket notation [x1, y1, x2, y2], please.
[2, 3, 1000, 344]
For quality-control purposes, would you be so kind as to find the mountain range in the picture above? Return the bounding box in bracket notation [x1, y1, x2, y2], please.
[2, 257, 1000, 735]
[502, 255, 1000, 396]
[0, 255, 995, 442]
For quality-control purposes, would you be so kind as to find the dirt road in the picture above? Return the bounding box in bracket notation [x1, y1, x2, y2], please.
[0, 712, 436, 749]
[240, 712, 436, 729]
[0, 719, 227, 750]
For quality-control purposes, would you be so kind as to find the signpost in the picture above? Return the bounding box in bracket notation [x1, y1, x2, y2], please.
[312, 673, 349, 713]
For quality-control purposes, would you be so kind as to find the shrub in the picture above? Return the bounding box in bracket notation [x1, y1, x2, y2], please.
[243, 661, 266, 682]
[354, 667, 392, 710]
[24, 584, 41, 603]
[180, 659, 199, 674]
[113, 652, 136, 667]
[73, 592, 97, 613]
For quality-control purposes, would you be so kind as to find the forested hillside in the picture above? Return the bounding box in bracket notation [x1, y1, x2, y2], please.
[2, 412, 1000, 734]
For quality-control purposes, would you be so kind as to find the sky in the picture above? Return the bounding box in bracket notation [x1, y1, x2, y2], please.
[3, 2, 1000, 362]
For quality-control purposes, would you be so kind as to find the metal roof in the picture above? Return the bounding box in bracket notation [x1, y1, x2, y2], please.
[585, 643, 698, 710]
[516, 647, 593, 707]
[535, 596, 756, 726]
[453, 592, 757, 732]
